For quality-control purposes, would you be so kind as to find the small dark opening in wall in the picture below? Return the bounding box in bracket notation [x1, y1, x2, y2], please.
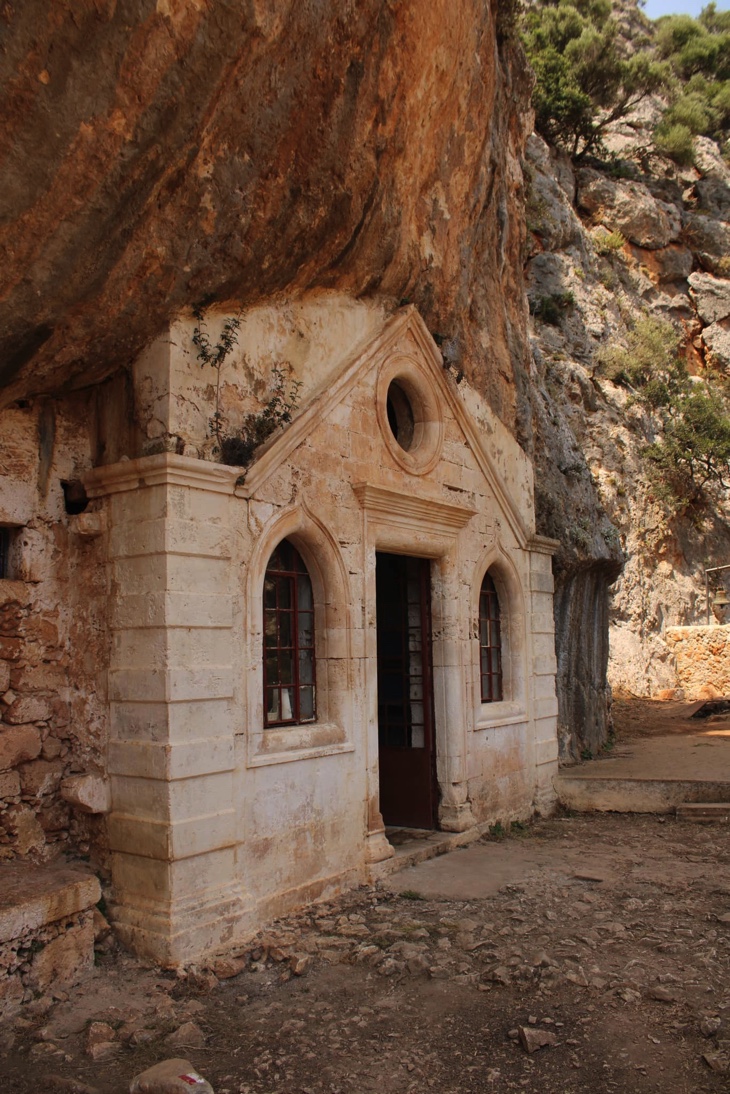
[0, 529, 11, 579]
[62, 480, 89, 515]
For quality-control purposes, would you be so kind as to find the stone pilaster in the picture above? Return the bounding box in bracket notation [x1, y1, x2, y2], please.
[85, 455, 243, 965]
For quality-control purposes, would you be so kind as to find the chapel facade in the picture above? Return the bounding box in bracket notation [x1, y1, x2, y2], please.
[0, 297, 559, 967]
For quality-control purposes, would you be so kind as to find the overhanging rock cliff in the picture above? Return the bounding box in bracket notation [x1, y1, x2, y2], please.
[0, 0, 620, 848]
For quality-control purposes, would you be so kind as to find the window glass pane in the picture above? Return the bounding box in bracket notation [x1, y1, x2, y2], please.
[298, 611, 314, 649]
[277, 576, 292, 610]
[298, 576, 313, 611]
[266, 688, 280, 722]
[299, 649, 313, 684]
[265, 653, 280, 684]
[264, 610, 277, 647]
[279, 651, 294, 685]
[264, 578, 277, 609]
[278, 611, 293, 649]
[299, 686, 315, 720]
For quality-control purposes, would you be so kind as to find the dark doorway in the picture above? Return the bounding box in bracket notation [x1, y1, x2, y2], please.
[376, 552, 438, 829]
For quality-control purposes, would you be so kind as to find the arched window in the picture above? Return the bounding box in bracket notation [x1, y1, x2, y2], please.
[263, 539, 316, 727]
[479, 571, 503, 703]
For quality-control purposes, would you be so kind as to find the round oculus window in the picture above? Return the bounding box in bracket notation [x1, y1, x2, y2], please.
[376, 356, 444, 476]
[386, 380, 415, 451]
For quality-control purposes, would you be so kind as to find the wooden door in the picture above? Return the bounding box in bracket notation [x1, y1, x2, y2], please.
[376, 552, 438, 829]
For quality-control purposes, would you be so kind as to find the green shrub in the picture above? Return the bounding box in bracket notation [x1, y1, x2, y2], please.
[522, 0, 667, 159]
[531, 291, 576, 325]
[654, 122, 696, 165]
[598, 314, 730, 509]
[594, 229, 626, 255]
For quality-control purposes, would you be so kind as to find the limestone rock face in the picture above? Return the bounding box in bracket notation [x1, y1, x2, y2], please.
[688, 273, 730, 326]
[576, 170, 679, 249]
[0, 0, 532, 435]
[682, 215, 730, 277]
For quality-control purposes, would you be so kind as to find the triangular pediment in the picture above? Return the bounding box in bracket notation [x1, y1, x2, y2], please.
[236, 306, 530, 548]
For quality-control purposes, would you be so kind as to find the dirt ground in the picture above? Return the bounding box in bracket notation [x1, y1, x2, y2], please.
[4, 806, 730, 1094]
[612, 697, 730, 740]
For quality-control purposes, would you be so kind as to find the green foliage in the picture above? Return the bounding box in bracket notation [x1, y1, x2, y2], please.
[192, 305, 242, 447]
[524, 1, 729, 163]
[219, 366, 302, 469]
[523, 0, 667, 159]
[653, 6, 730, 157]
[192, 306, 301, 469]
[594, 229, 626, 255]
[400, 889, 426, 901]
[596, 316, 679, 387]
[530, 290, 575, 325]
[597, 316, 730, 509]
[653, 121, 696, 164]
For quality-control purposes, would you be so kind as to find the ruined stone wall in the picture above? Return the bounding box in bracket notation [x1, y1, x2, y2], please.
[0, 398, 110, 863]
[664, 625, 730, 701]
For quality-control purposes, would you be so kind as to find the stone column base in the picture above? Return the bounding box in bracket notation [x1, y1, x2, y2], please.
[438, 800, 476, 833]
[365, 829, 394, 863]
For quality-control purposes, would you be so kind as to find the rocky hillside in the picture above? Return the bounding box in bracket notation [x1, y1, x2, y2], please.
[525, 103, 730, 750]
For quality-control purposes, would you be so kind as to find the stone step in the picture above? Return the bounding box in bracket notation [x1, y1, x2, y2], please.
[676, 802, 730, 822]
[554, 774, 730, 814]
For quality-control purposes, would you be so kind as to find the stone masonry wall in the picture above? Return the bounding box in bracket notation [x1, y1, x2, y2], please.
[0, 397, 109, 863]
[664, 625, 730, 701]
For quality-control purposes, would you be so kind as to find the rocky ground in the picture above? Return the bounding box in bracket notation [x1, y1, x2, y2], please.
[2, 807, 730, 1094]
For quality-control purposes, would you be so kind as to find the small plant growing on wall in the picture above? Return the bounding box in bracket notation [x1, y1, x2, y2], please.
[192, 305, 302, 469]
[219, 365, 302, 468]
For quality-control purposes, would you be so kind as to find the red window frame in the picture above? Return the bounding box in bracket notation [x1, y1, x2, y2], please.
[263, 539, 316, 727]
[479, 572, 503, 703]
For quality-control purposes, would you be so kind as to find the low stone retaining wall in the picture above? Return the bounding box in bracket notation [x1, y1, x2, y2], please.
[664, 624, 730, 700]
[0, 862, 100, 1017]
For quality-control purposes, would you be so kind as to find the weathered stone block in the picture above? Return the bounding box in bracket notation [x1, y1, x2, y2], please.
[0, 725, 41, 770]
[25, 916, 95, 991]
[0, 637, 23, 662]
[0, 863, 99, 942]
[3, 805, 45, 854]
[0, 770, 20, 799]
[0, 662, 10, 693]
[4, 695, 52, 724]
[60, 773, 110, 814]
[19, 758, 64, 798]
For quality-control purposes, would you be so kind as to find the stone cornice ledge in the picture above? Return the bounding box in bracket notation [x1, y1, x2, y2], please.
[83, 454, 241, 498]
[353, 482, 476, 535]
[528, 534, 561, 555]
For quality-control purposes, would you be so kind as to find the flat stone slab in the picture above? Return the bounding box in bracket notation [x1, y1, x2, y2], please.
[0, 862, 100, 944]
[380, 841, 619, 900]
[563, 734, 730, 783]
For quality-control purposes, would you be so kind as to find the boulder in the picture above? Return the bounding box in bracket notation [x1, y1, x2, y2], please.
[694, 136, 730, 181]
[577, 170, 678, 249]
[703, 322, 730, 370]
[629, 243, 693, 284]
[688, 272, 730, 325]
[682, 214, 730, 278]
[695, 177, 730, 222]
